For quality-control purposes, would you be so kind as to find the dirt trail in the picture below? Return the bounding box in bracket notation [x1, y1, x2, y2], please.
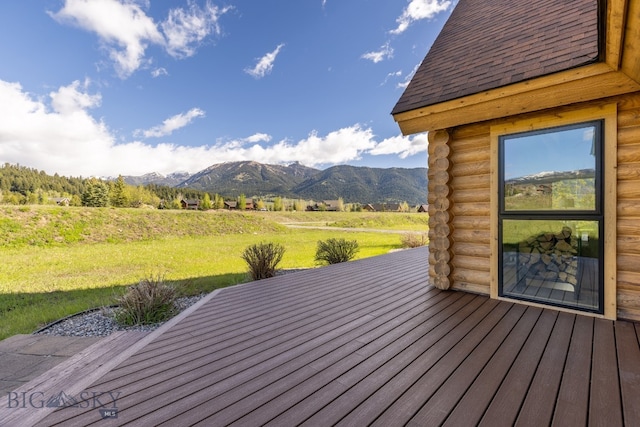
[281, 223, 412, 234]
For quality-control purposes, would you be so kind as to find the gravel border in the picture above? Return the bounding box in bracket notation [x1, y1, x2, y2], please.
[34, 269, 310, 337]
[34, 294, 206, 337]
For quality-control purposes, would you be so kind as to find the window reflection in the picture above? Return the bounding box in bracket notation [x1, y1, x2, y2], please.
[502, 125, 597, 211]
[501, 220, 599, 311]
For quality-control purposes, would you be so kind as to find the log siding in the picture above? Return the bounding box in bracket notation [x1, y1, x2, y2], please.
[616, 94, 640, 320]
[428, 94, 640, 320]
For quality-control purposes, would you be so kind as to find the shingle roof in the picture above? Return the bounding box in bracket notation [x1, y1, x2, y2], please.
[392, 0, 601, 115]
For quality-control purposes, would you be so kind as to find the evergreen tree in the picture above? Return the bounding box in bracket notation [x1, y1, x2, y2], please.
[110, 176, 129, 207]
[82, 178, 110, 207]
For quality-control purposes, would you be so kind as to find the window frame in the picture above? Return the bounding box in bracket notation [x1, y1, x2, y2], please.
[489, 104, 617, 319]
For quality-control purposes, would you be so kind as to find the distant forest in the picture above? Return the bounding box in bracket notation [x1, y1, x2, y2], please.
[0, 163, 209, 208]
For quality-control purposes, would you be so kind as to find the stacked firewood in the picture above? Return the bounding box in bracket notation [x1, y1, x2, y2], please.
[518, 226, 579, 287]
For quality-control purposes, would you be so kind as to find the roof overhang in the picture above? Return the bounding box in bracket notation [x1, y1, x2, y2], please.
[394, 0, 640, 135]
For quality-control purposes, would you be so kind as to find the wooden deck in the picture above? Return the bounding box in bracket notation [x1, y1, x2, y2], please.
[24, 247, 640, 426]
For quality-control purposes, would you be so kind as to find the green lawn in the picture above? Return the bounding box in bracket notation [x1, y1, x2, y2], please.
[0, 206, 427, 339]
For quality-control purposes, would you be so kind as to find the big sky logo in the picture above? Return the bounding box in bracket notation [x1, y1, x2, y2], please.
[6, 390, 120, 418]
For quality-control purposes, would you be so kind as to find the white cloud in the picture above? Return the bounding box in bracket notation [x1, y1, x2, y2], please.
[50, 79, 102, 114]
[0, 80, 426, 177]
[0, 80, 116, 177]
[381, 70, 402, 86]
[50, 0, 164, 78]
[361, 42, 394, 63]
[368, 133, 429, 158]
[397, 64, 420, 89]
[136, 108, 205, 138]
[50, 0, 229, 79]
[390, 0, 452, 35]
[245, 44, 285, 79]
[162, 1, 232, 58]
[151, 67, 168, 78]
[244, 133, 272, 143]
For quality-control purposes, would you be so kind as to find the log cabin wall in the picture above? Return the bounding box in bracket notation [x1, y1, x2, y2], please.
[427, 93, 640, 321]
[616, 93, 640, 321]
[448, 125, 492, 295]
[427, 124, 492, 295]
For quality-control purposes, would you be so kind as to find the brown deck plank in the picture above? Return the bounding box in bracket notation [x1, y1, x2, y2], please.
[589, 318, 623, 426]
[96, 260, 425, 388]
[26, 247, 640, 427]
[361, 302, 523, 427]
[478, 309, 559, 426]
[137, 257, 417, 354]
[231, 291, 469, 427]
[261, 293, 480, 427]
[400, 303, 528, 427]
[300, 297, 497, 426]
[615, 321, 640, 425]
[118, 253, 421, 367]
[136, 285, 442, 426]
[515, 311, 575, 426]
[43, 249, 432, 426]
[164, 289, 450, 427]
[442, 306, 543, 426]
[551, 314, 593, 426]
[49, 287, 427, 425]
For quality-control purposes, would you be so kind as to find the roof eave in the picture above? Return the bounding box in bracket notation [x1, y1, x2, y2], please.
[394, 0, 640, 135]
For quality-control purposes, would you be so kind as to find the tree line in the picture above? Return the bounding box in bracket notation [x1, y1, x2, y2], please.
[0, 164, 213, 209]
[0, 164, 415, 212]
[0, 164, 312, 210]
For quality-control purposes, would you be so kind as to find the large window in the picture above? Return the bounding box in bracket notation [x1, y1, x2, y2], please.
[498, 121, 604, 313]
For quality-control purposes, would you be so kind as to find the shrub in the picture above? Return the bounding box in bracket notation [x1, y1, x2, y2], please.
[315, 238, 359, 265]
[400, 232, 429, 248]
[242, 242, 286, 280]
[114, 274, 178, 326]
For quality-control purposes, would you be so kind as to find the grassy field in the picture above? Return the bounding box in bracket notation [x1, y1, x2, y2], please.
[0, 206, 429, 339]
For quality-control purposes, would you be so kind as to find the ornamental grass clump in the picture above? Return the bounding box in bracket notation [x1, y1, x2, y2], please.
[114, 274, 178, 326]
[314, 238, 359, 265]
[400, 232, 429, 248]
[242, 242, 286, 280]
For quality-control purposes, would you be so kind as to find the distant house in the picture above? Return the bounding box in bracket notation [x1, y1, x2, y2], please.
[322, 200, 341, 211]
[362, 204, 376, 212]
[307, 200, 341, 211]
[392, 0, 640, 321]
[50, 197, 70, 206]
[367, 203, 402, 212]
[224, 199, 254, 210]
[417, 204, 428, 213]
[180, 199, 200, 210]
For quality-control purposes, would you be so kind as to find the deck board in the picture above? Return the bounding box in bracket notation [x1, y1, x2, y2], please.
[28, 246, 640, 427]
[590, 319, 624, 426]
[615, 321, 640, 425]
[551, 314, 593, 426]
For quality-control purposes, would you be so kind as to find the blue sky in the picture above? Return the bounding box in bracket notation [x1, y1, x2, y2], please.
[0, 0, 454, 177]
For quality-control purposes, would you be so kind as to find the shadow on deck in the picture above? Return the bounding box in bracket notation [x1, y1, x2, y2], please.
[4, 247, 639, 426]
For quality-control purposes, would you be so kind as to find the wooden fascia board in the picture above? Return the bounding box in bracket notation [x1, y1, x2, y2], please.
[606, 0, 628, 70]
[621, 0, 640, 82]
[393, 63, 640, 134]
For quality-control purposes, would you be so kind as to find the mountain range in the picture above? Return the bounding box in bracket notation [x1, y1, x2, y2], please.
[123, 161, 428, 205]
